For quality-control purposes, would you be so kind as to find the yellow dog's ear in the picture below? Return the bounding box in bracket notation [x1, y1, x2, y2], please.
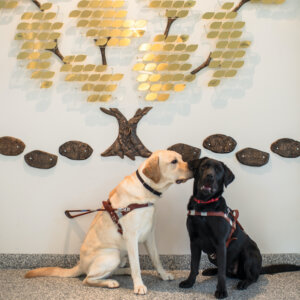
[142, 156, 160, 183]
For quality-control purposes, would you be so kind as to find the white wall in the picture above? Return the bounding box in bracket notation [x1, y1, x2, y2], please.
[0, 0, 299, 255]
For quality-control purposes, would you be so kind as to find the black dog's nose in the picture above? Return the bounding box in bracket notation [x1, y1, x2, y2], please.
[206, 174, 214, 181]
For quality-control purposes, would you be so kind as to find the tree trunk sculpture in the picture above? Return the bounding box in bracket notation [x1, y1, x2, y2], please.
[100, 107, 152, 160]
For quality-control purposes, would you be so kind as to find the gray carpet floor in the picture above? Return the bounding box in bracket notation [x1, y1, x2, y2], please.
[0, 269, 299, 300]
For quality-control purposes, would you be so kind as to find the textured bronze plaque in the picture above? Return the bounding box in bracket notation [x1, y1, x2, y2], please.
[236, 148, 269, 167]
[24, 150, 58, 169]
[167, 143, 201, 162]
[0, 136, 25, 156]
[270, 138, 300, 158]
[59, 141, 93, 160]
[203, 134, 237, 153]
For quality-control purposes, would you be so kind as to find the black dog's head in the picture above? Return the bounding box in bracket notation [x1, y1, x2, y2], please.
[188, 157, 235, 200]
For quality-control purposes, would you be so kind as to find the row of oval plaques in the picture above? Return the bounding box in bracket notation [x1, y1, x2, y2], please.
[0, 135, 299, 169]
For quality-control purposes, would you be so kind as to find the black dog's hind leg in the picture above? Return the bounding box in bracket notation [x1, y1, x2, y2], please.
[179, 242, 201, 288]
[215, 243, 228, 299]
[237, 261, 258, 290]
[237, 260, 260, 290]
[237, 246, 261, 290]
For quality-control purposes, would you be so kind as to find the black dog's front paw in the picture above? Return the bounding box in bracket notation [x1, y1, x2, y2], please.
[214, 288, 228, 299]
[179, 279, 195, 289]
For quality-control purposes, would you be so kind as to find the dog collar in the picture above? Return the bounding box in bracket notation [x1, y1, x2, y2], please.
[193, 197, 220, 204]
[136, 170, 162, 197]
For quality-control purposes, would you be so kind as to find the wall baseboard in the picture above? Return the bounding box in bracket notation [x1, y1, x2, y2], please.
[1, 253, 299, 270]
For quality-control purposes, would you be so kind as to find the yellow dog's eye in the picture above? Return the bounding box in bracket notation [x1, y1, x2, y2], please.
[171, 159, 178, 164]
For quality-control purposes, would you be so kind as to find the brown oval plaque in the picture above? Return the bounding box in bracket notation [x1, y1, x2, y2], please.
[271, 138, 300, 158]
[203, 134, 237, 153]
[236, 148, 269, 167]
[0, 136, 25, 156]
[59, 141, 93, 160]
[24, 150, 58, 169]
[167, 143, 201, 162]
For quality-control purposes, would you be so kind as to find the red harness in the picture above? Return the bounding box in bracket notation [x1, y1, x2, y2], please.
[65, 170, 159, 235]
[102, 199, 154, 234]
[188, 197, 244, 247]
[65, 199, 154, 235]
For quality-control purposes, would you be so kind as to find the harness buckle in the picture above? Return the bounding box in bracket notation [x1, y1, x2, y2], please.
[115, 209, 123, 219]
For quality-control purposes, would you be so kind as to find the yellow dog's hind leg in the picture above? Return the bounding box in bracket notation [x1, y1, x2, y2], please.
[83, 249, 121, 288]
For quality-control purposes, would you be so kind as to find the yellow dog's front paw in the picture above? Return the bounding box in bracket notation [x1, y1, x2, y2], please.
[134, 284, 147, 295]
[160, 271, 174, 281]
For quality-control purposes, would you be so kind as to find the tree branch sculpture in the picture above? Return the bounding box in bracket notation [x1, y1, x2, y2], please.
[164, 17, 177, 39]
[233, 0, 251, 12]
[95, 37, 111, 65]
[190, 53, 212, 75]
[46, 39, 65, 63]
[100, 107, 152, 160]
[191, 0, 251, 76]
[32, 0, 42, 10]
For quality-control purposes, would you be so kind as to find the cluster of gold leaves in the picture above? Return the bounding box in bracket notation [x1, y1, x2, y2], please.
[0, 1, 19, 9]
[133, 0, 197, 101]
[66, 0, 147, 101]
[134, 34, 198, 101]
[69, 0, 147, 47]
[60, 55, 123, 102]
[149, 0, 196, 18]
[204, 3, 248, 87]
[16, 2, 62, 88]
[204, 1, 285, 87]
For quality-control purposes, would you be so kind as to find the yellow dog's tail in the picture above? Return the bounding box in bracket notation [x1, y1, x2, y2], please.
[25, 264, 82, 278]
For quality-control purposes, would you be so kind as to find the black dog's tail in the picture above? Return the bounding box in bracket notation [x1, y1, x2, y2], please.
[202, 264, 300, 277]
[260, 264, 300, 275]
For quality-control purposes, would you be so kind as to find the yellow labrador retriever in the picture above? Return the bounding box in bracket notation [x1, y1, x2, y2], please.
[25, 150, 192, 295]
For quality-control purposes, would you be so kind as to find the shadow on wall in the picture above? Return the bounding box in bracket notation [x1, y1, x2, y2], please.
[63, 219, 86, 254]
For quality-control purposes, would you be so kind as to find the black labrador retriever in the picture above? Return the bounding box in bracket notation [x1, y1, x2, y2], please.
[179, 157, 299, 298]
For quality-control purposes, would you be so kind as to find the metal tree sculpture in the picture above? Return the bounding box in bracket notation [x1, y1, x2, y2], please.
[135, 0, 286, 100]
[65, 0, 147, 102]
[69, 0, 146, 65]
[134, 0, 197, 102]
[192, 0, 286, 86]
[100, 107, 152, 160]
[15, 1, 64, 88]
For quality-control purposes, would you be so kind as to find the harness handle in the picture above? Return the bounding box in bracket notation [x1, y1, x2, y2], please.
[64, 209, 104, 219]
[65, 201, 154, 236]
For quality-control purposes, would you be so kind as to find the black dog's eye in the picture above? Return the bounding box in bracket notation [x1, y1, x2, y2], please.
[171, 159, 178, 164]
[215, 165, 221, 171]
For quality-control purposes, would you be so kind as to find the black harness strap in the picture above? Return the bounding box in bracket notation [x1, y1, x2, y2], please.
[188, 208, 243, 248]
[136, 170, 162, 197]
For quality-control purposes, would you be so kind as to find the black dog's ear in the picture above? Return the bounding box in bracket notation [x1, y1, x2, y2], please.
[222, 163, 235, 187]
[188, 157, 208, 173]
